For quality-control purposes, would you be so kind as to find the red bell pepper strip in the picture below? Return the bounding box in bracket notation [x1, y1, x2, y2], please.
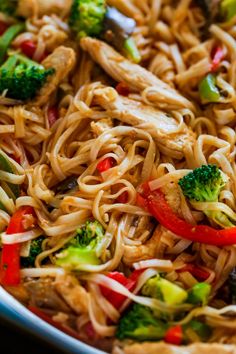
[20, 40, 47, 62]
[177, 264, 210, 281]
[47, 106, 59, 127]
[116, 82, 130, 96]
[137, 182, 236, 246]
[211, 46, 225, 73]
[28, 306, 82, 340]
[0, 21, 8, 36]
[97, 157, 116, 173]
[116, 191, 128, 203]
[20, 40, 37, 59]
[164, 325, 183, 345]
[100, 271, 140, 309]
[0, 206, 34, 286]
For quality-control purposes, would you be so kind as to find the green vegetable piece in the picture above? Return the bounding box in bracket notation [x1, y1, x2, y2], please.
[0, 152, 20, 199]
[187, 282, 211, 306]
[199, 74, 220, 102]
[55, 176, 78, 194]
[142, 275, 188, 306]
[0, 53, 54, 100]
[56, 220, 107, 270]
[158, 278, 188, 305]
[0, 23, 24, 65]
[116, 304, 168, 341]
[187, 320, 212, 341]
[124, 37, 141, 63]
[0, 0, 18, 16]
[21, 236, 45, 267]
[69, 0, 106, 38]
[179, 164, 234, 229]
[221, 0, 236, 20]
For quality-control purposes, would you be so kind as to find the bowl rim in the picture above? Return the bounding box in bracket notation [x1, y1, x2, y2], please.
[0, 286, 106, 354]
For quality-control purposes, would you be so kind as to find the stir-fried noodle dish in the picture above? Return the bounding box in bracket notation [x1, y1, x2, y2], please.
[2, 0, 236, 352]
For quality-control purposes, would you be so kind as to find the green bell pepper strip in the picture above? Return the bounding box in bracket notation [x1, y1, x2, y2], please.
[199, 74, 220, 102]
[221, 0, 236, 20]
[0, 23, 25, 65]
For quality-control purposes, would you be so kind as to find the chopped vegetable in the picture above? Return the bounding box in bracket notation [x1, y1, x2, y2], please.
[0, 0, 18, 16]
[47, 106, 59, 127]
[164, 325, 183, 345]
[100, 271, 137, 309]
[142, 275, 188, 306]
[0, 21, 8, 36]
[221, 0, 236, 20]
[187, 282, 211, 306]
[123, 37, 141, 64]
[116, 191, 128, 203]
[21, 236, 44, 267]
[177, 264, 210, 281]
[116, 82, 130, 96]
[137, 182, 236, 246]
[69, 0, 106, 38]
[0, 53, 54, 100]
[199, 74, 220, 103]
[55, 176, 78, 194]
[185, 320, 212, 342]
[20, 40, 37, 59]
[97, 157, 115, 173]
[0, 23, 25, 65]
[0, 151, 20, 200]
[228, 267, 236, 304]
[179, 165, 234, 229]
[69, 0, 140, 62]
[211, 46, 225, 72]
[0, 206, 34, 286]
[116, 304, 168, 341]
[56, 220, 107, 270]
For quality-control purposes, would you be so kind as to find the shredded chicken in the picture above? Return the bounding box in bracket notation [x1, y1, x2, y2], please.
[18, 0, 72, 18]
[80, 37, 195, 111]
[93, 87, 195, 159]
[123, 225, 163, 266]
[55, 274, 89, 315]
[120, 342, 236, 354]
[162, 183, 182, 217]
[32, 46, 76, 106]
[91, 118, 114, 136]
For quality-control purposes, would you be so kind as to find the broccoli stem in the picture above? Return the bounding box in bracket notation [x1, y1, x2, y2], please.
[205, 210, 235, 228]
[11, 53, 44, 69]
[123, 37, 141, 63]
[0, 23, 25, 65]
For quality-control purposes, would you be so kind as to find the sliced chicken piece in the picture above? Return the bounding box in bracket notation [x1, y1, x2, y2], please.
[25, 278, 70, 312]
[122, 342, 236, 354]
[91, 118, 113, 136]
[80, 37, 194, 111]
[123, 225, 163, 266]
[93, 87, 195, 159]
[55, 274, 89, 315]
[18, 0, 72, 18]
[32, 46, 76, 106]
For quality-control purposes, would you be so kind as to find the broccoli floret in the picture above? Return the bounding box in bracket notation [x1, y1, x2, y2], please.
[69, 0, 140, 63]
[0, 54, 54, 100]
[21, 236, 44, 268]
[0, 0, 18, 16]
[69, 0, 106, 38]
[179, 164, 234, 228]
[56, 220, 107, 270]
[142, 275, 188, 306]
[116, 304, 168, 341]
